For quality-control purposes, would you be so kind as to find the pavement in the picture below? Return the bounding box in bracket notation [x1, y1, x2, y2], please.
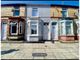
[1, 41, 79, 59]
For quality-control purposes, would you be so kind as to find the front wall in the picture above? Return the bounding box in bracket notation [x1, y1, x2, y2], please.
[68, 8, 78, 18]
[50, 6, 62, 17]
[1, 6, 26, 17]
[27, 5, 50, 17]
[50, 6, 78, 18]
[1, 6, 13, 16]
[20, 6, 26, 16]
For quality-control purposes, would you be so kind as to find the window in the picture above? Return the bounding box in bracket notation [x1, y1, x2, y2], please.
[60, 20, 73, 35]
[77, 23, 79, 34]
[61, 22, 64, 35]
[62, 8, 68, 17]
[30, 22, 37, 34]
[44, 23, 49, 25]
[32, 8, 38, 16]
[66, 22, 72, 35]
[19, 22, 23, 34]
[10, 22, 17, 35]
[13, 6, 20, 16]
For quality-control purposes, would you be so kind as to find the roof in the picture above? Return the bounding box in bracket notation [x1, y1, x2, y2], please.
[1, 3, 79, 8]
[1, 4, 26, 6]
[51, 4, 79, 8]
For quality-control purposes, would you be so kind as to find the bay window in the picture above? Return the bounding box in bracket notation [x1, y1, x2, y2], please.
[19, 22, 23, 34]
[60, 20, 73, 35]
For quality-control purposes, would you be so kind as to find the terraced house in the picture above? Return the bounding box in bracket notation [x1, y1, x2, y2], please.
[1, 4, 79, 42]
[50, 5, 79, 42]
[1, 4, 26, 40]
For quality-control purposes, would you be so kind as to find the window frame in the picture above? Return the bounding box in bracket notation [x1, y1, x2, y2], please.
[62, 8, 68, 17]
[19, 21, 23, 34]
[60, 22, 64, 35]
[32, 8, 38, 17]
[66, 22, 72, 35]
[13, 6, 20, 16]
[30, 21, 38, 35]
[10, 22, 18, 35]
[60, 20, 73, 35]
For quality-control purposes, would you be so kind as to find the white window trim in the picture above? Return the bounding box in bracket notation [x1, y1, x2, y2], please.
[30, 22, 38, 36]
[32, 8, 39, 17]
[19, 21, 23, 34]
[60, 20, 74, 36]
[62, 9, 68, 17]
[10, 22, 18, 35]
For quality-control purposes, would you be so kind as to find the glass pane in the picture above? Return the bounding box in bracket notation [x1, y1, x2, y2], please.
[62, 11, 67, 17]
[31, 25, 37, 34]
[52, 22, 56, 25]
[66, 22, 72, 34]
[30, 22, 37, 24]
[13, 10, 19, 16]
[32, 8, 38, 16]
[12, 25, 17, 33]
[66, 26, 71, 34]
[61, 22, 64, 34]
[20, 26, 22, 33]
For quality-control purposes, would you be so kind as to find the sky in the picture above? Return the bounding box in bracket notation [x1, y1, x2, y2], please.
[1, 1, 79, 6]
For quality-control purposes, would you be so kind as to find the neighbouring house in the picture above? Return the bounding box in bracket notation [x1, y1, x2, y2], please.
[1, 4, 26, 40]
[25, 4, 51, 42]
[1, 4, 79, 42]
[50, 5, 79, 42]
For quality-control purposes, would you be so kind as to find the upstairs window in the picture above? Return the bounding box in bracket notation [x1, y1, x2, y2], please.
[32, 8, 38, 16]
[13, 6, 20, 16]
[61, 8, 68, 17]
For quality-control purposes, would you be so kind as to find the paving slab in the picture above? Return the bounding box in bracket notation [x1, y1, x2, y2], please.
[1, 41, 79, 59]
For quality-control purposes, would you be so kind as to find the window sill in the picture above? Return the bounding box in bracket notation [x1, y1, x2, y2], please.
[11, 33, 18, 35]
[31, 16, 39, 18]
[60, 34, 74, 36]
[27, 34, 39, 36]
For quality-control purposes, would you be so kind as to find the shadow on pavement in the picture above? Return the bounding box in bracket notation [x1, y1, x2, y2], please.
[1, 49, 19, 55]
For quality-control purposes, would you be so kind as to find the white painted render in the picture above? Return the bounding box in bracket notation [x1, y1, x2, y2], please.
[26, 5, 50, 17]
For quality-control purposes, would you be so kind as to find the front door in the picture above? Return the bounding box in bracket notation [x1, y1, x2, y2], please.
[43, 22, 49, 40]
[1, 22, 7, 40]
[51, 22, 58, 40]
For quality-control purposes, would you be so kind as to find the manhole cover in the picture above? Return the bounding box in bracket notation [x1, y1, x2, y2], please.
[32, 53, 47, 57]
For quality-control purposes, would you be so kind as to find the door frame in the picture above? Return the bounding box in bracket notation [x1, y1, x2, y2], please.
[43, 22, 50, 40]
[50, 20, 58, 40]
[1, 22, 7, 40]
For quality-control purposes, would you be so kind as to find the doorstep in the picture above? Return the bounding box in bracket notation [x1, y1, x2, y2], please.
[59, 40, 79, 43]
[1, 40, 24, 43]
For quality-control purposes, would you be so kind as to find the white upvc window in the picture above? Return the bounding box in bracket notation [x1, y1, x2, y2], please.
[61, 8, 68, 17]
[60, 22, 64, 35]
[10, 22, 18, 35]
[66, 22, 72, 35]
[19, 21, 23, 34]
[30, 21, 38, 35]
[60, 20, 73, 35]
[32, 8, 38, 17]
[76, 22, 79, 35]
